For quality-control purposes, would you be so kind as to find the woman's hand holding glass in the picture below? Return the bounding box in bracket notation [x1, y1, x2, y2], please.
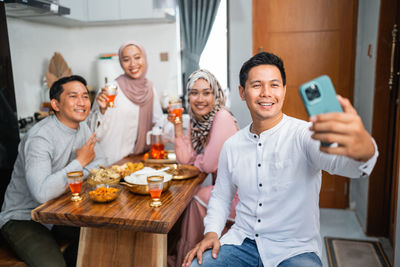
[168, 99, 184, 124]
[96, 88, 109, 114]
[97, 86, 118, 115]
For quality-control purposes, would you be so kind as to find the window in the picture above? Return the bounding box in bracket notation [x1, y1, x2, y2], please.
[199, 0, 227, 90]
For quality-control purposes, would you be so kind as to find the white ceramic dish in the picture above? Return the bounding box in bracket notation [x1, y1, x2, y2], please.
[124, 168, 173, 185]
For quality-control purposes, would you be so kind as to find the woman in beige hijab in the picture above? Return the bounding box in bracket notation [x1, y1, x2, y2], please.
[89, 41, 165, 164]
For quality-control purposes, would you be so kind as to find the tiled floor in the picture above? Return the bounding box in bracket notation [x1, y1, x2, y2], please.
[320, 208, 393, 266]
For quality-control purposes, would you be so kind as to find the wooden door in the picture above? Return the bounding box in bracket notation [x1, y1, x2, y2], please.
[369, 0, 400, 245]
[253, 0, 358, 208]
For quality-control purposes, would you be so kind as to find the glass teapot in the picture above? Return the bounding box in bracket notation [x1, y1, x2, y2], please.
[146, 126, 165, 159]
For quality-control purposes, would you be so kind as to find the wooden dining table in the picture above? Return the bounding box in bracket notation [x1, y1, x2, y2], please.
[31, 154, 206, 267]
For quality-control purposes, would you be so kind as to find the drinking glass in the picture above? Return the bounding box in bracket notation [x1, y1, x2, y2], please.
[168, 99, 183, 124]
[105, 83, 117, 108]
[67, 171, 84, 201]
[147, 175, 164, 207]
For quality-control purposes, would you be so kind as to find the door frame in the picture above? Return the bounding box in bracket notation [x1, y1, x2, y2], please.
[367, 0, 400, 244]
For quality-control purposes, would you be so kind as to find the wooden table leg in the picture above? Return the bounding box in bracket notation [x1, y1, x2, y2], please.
[76, 227, 167, 267]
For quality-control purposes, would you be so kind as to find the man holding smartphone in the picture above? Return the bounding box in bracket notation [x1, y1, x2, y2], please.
[183, 52, 377, 267]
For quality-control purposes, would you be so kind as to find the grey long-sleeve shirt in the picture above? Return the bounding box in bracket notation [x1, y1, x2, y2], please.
[0, 115, 107, 227]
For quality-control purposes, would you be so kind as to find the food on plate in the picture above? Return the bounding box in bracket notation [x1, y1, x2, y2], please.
[88, 163, 144, 186]
[122, 162, 144, 177]
[89, 185, 120, 202]
[110, 162, 144, 177]
[88, 168, 121, 185]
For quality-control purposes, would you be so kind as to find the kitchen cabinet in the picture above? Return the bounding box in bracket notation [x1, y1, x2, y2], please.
[5, 0, 175, 26]
[87, 0, 119, 21]
[120, 0, 153, 20]
[59, 0, 88, 21]
[59, 0, 175, 25]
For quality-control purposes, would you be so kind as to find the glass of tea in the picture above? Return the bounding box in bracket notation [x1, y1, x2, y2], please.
[147, 126, 165, 159]
[147, 175, 164, 207]
[105, 83, 117, 108]
[168, 98, 183, 124]
[67, 171, 84, 201]
[151, 143, 165, 160]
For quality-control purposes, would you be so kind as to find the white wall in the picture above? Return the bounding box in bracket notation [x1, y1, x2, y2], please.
[6, 18, 178, 118]
[227, 0, 252, 128]
[350, 0, 381, 231]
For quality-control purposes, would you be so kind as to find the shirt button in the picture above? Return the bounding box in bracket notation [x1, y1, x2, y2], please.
[258, 219, 261, 223]
[259, 203, 262, 207]
[255, 234, 259, 237]
[259, 183, 262, 187]
[258, 143, 262, 147]
[258, 163, 261, 167]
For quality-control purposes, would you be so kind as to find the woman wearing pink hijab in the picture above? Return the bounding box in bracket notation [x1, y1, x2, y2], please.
[89, 41, 165, 164]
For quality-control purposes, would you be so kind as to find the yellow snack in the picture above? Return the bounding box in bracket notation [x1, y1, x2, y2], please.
[89, 186, 120, 202]
[121, 162, 144, 177]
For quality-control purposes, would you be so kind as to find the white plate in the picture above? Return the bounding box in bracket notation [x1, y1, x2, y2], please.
[124, 168, 173, 185]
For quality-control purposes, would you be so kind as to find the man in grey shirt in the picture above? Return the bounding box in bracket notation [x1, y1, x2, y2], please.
[0, 75, 107, 267]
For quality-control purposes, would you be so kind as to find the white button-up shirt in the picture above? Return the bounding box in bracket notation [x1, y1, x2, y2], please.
[204, 115, 378, 267]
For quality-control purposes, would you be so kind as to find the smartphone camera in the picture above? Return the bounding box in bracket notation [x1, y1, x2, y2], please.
[305, 83, 321, 101]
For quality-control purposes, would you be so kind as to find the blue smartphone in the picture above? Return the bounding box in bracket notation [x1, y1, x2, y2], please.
[299, 75, 343, 146]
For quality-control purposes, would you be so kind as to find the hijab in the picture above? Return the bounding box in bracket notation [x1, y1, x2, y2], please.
[116, 41, 154, 155]
[185, 69, 235, 154]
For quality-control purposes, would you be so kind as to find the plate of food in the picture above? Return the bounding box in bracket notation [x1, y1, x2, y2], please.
[109, 162, 145, 178]
[87, 168, 121, 186]
[88, 162, 145, 186]
[121, 167, 173, 195]
[143, 150, 177, 164]
[145, 164, 200, 180]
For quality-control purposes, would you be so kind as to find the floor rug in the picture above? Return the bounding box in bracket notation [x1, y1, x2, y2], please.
[325, 237, 391, 267]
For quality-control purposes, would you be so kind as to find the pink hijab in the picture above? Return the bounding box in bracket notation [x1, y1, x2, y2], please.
[116, 41, 154, 155]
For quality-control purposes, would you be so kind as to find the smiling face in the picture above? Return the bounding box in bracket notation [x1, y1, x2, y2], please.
[120, 45, 146, 79]
[239, 64, 286, 130]
[189, 78, 215, 117]
[50, 81, 91, 129]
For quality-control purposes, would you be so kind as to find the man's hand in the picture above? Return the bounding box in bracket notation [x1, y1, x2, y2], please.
[309, 95, 375, 162]
[76, 133, 97, 167]
[182, 232, 220, 267]
[97, 88, 109, 115]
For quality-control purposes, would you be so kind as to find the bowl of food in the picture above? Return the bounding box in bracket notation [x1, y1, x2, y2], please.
[88, 184, 121, 203]
[87, 167, 121, 186]
[121, 168, 172, 195]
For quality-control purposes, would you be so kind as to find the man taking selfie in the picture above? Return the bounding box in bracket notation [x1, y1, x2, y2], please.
[183, 52, 378, 267]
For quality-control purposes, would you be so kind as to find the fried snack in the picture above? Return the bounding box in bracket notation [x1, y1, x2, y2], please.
[89, 186, 120, 202]
[88, 168, 121, 185]
[110, 165, 126, 176]
[120, 162, 144, 177]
